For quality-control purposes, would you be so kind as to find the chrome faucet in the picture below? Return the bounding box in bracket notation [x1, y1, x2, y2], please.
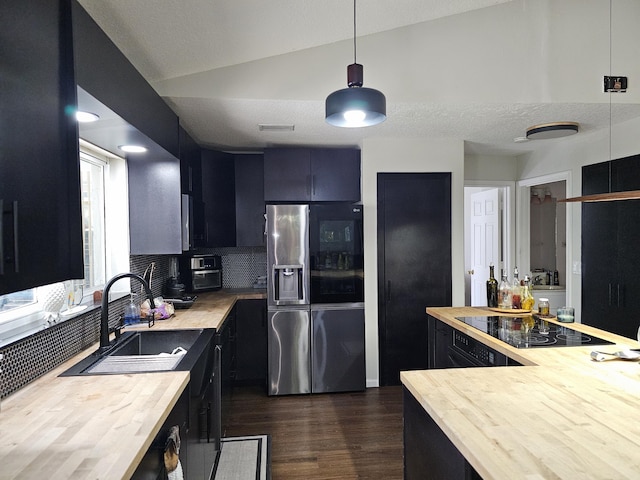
[100, 273, 156, 351]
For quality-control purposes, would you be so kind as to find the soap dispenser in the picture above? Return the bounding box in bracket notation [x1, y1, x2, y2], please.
[124, 293, 141, 325]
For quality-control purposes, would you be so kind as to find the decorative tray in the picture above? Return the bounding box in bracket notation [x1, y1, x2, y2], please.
[489, 307, 532, 314]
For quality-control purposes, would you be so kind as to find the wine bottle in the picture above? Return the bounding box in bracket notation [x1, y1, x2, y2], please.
[486, 265, 498, 307]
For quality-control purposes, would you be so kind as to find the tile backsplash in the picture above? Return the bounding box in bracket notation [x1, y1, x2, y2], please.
[0, 249, 266, 399]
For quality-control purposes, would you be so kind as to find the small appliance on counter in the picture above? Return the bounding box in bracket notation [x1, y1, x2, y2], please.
[179, 254, 222, 292]
[163, 257, 197, 308]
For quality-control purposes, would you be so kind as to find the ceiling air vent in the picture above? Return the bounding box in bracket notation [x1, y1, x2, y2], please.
[258, 124, 295, 132]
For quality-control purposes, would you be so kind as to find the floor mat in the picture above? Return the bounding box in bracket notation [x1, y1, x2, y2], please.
[213, 435, 270, 480]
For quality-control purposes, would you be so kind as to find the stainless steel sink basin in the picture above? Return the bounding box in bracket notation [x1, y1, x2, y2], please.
[60, 329, 215, 376]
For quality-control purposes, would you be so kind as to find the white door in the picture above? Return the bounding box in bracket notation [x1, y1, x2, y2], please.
[470, 189, 501, 306]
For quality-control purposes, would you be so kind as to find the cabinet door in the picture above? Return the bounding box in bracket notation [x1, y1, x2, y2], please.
[201, 149, 236, 247]
[263, 148, 311, 201]
[235, 154, 265, 247]
[310, 149, 361, 202]
[235, 299, 267, 383]
[0, 0, 83, 294]
[128, 154, 182, 254]
[377, 173, 452, 386]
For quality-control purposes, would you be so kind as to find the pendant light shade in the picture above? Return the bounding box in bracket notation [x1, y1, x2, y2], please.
[325, 1, 386, 128]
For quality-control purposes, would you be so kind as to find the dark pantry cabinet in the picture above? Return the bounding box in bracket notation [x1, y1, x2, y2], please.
[263, 148, 361, 202]
[582, 155, 640, 338]
[377, 173, 452, 386]
[0, 0, 83, 295]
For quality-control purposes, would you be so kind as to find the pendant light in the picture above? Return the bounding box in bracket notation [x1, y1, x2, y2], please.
[325, 0, 386, 128]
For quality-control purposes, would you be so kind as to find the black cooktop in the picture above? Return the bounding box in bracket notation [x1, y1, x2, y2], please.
[455, 316, 614, 349]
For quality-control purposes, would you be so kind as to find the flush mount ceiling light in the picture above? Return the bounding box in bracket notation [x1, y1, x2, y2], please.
[526, 122, 579, 140]
[118, 144, 147, 153]
[75, 110, 100, 123]
[325, 0, 386, 128]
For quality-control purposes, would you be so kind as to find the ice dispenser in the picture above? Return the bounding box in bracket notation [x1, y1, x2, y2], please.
[273, 265, 305, 304]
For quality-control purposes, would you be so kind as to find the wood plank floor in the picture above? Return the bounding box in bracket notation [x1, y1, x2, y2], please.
[224, 385, 404, 479]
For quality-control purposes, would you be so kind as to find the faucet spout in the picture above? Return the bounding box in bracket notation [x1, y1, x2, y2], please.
[100, 273, 156, 350]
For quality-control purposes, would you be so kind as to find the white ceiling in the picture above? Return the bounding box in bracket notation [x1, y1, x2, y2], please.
[77, 0, 640, 156]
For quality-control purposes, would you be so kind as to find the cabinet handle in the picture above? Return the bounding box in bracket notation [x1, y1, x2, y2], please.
[387, 280, 391, 302]
[617, 284, 622, 307]
[608, 283, 612, 306]
[0, 200, 19, 275]
[312, 174, 316, 196]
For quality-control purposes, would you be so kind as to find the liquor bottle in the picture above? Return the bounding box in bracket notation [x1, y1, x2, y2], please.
[498, 272, 512, 309]
[486, 265, 498, 308]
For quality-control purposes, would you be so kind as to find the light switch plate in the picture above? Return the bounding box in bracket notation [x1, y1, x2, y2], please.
[572, 261, 581, 275]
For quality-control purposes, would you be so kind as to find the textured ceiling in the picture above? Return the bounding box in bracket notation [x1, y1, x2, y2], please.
[77, 0, 640, 156]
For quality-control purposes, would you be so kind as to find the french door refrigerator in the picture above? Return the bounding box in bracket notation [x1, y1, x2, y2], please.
[266, 204, 365, 395]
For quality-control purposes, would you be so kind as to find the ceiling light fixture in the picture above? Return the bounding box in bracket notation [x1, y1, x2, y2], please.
[526, 122, 579, 140]
[325, 0, 386, 128]
[75, 110, 100, 123]
[118, 144, 147, 153]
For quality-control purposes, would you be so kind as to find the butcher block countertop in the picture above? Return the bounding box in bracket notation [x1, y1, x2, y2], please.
[401, 306, 640, 480]
[0, 289, 265, 480]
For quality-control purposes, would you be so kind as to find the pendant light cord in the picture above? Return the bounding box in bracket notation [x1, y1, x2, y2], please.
[353, 0, 357, 64]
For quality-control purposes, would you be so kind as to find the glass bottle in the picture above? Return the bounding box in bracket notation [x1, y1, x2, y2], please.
[498, 272, 512, 309]
[486, 265, 498, 308]
[510, 266, 521, 308]
[521, 276, 535, 311]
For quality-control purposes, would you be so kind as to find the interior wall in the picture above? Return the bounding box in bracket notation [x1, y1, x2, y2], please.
[361, 137, 464, 387]
[518, 115, 640, 322]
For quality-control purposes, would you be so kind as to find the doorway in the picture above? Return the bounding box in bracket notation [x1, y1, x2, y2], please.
[463, 183, 514, 306]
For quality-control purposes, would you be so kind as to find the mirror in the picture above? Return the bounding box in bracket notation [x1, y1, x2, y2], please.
[529, 181, 566, 286]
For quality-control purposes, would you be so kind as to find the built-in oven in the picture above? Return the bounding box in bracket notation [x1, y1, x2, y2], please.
[180, 254, 222, 292]
[447, 330, 519, 368]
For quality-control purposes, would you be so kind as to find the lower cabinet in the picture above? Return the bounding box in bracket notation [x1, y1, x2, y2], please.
[235, 299, 267, 384]
[132, 330, 220, 479]
[218, 307, 237, 438]
[404, 387, 482, 480]
[427, 316, 451, 369]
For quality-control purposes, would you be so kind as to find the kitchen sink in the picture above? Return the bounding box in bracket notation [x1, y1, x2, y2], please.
[60, 329, 215, 376]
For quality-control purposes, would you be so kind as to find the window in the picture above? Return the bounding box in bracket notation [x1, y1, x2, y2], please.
[80, 149, 107, 290]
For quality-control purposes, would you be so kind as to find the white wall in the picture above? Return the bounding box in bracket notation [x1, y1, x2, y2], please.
[361, 137, 465, 387]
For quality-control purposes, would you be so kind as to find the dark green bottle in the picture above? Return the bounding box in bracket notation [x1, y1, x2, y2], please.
[486, 265, 498, 307]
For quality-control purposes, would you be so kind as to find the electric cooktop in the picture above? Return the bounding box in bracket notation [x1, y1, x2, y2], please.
[454, 316, 615, 349]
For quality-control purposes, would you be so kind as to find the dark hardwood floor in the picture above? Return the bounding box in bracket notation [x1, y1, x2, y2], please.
[224, 385, 404, 479]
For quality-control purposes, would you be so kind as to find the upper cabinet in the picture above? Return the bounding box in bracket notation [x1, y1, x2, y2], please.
[0, 0, 83, 294]
[264, 148, 361, 202]
[200, 150, 237, 248]
[235, 155, 266, 247]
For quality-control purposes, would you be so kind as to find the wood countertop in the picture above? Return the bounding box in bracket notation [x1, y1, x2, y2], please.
[401, 306, 640, 480]
[0, 289, 265, 479]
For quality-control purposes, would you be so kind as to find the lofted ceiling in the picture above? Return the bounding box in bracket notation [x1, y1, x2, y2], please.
[77, 0, 640, 157]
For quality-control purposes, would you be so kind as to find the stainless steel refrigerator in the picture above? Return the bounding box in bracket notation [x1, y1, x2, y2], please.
[266, 204, 365, 395]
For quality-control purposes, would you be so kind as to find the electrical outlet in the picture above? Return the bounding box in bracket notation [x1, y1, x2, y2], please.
[604, 76, 627, 92]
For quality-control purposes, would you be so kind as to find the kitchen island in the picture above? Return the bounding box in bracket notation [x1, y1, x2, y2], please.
[0, 289, 265, 479]
[402, 306, 640, 479]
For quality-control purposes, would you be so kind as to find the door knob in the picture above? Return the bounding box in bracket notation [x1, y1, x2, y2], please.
[467, 269, 474, 275]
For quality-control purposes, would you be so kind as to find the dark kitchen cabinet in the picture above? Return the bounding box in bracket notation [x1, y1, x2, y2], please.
[377, 173, 452, 386]
[235, 154, 266, 247]
[218, 309, 236, 438]
[0, 0, 83, 295]
[128, 153, 183, 254]
[404, 387, 481, 480]
[427, 316, 452, 369]
[180, 127, 202, 197]
[582, 155, 640, 338]
[264, 148, 361, 202]
[200, 149, 236, 247]
[235, 299, 268, 384]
